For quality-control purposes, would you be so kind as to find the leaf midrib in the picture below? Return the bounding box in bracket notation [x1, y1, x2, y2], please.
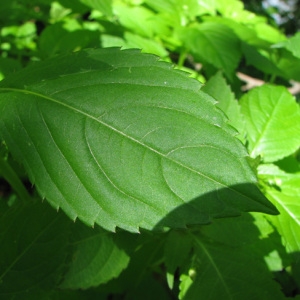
[193, 235, 233, 299]
[250, 91, 283, 157]
[0, 87, 263, 207]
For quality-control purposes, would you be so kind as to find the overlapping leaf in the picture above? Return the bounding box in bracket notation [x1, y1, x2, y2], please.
[201, 71, 245, 141]
[177, 22, 241, 79]
[60, 224, 131, 289]
[179, 215, 285, 299]
[240, 84, 300, 162]
[259, 164, 300, 253]
[0, 201, 70, 299]
[0, 48, 276, 232]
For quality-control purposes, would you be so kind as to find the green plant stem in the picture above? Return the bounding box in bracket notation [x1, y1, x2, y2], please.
[0, 156, 31, 203]
[178, 50, 187, 68]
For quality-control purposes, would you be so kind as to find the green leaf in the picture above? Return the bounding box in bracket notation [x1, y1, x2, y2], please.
[95, 232, 168, 298]
[123, 32, 168, 57]
[0, 156, 31, 203]
[241, 43, 283, 78]
[240, 85, 300, 162]
[274, 32, 300, 59]
[55, 0, 89, 14]
[80, 0, 113, 17]
[259, 164, 300, 253]
[38, 20, 100, 58]
[0, 201, 70, 299]
[0, 57, 22, 81]
[164, 230, 192, 288]
[144, 0, 217, 20]
[60, 224, 131, 289]
[277, 49, 300, 81]
[178, 22, 241, 79]
[179, 216, 285, 299]
[113, 4, 158, 38]
[0, 48, 277, 232]
[201, 71, 245, 141]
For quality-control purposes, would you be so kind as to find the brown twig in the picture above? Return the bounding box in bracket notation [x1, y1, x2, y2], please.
[236, 72, 300, 95]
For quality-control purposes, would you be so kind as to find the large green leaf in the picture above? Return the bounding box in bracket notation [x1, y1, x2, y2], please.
[240, 84, 300, 162]
[0, 48, 276, 232]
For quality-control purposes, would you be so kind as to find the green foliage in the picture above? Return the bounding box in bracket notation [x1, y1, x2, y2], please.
[0, 48, 276, 233]
[0, 0, 299, 298]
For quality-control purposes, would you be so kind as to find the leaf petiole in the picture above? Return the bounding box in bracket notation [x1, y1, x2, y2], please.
[0, 155, 31, 204]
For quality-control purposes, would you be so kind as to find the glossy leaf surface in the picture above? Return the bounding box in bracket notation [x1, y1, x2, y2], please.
[0, 48, 276, 232]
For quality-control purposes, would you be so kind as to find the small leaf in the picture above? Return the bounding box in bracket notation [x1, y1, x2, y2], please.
[178, 22, 241, 79]
[274, 32, 300, 59]
[277, 49, 300, 81]
[60, 223, 131, 289]
[240, 84, 300, 162]
[123, 32, 168, 57]
[0, 48, 277, 232]
[241, 43, 283, 78]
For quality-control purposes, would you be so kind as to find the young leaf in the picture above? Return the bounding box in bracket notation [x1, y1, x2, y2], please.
[177, 22, 241, 79]
[0, 48, 277, 232]
[240, 85, 300, 162]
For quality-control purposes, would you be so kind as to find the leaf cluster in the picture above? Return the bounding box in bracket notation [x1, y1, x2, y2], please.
[0, 0, 300, 299]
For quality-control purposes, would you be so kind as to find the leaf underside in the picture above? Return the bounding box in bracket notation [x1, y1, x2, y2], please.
[0, 48, 277, 232]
